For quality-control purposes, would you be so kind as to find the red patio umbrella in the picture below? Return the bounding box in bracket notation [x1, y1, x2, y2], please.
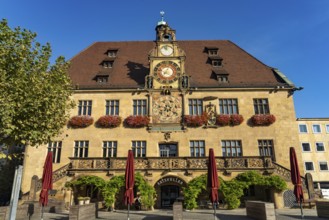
[124, 150, 135, 220]
[39, 151, 53, 220]
[289, 147, 304, 219]
[207, 148, 219, 220]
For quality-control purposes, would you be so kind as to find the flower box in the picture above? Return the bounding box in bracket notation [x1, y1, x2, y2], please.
[230, 114, 244, 126]
[68, 115, 94, 128]
[216, 114, 244, 126]
[184, 114, 208, 127]
[251, 114, 276, 126]
[96, 115, 122, 128]
[124, 115, 150, 128]
[216, 114, 230, 126]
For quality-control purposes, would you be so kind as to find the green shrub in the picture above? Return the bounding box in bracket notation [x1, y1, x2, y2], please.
[135, 172, 156, 209]
[183, 171, 287, 210]
[183, 174, 207, 210]
[102, 175, 125, 209]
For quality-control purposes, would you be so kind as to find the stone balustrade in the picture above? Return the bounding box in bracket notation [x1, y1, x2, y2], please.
[67, 156, 274, 172]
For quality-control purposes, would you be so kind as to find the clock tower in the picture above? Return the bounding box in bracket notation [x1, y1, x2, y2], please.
[146, 12, 189, 127]
[147, 12, 188, 91]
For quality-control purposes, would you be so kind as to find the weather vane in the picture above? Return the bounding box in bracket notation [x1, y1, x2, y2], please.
[160, 11, 165, 21]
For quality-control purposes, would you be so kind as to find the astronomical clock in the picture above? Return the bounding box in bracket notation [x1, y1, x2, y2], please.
[146, 13, 189, 126]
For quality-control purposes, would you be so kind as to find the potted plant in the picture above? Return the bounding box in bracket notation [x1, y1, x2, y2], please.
[77, 196, 85, 205]
[96, 115, 122, 128]
[251, 114, 276, 126]
[68, 115, 94, 128]
[124, 115, 150, 128]
[84, 197, 90, 204]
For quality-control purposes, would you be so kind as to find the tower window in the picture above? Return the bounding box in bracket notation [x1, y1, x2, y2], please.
[163, 34, 172, 41]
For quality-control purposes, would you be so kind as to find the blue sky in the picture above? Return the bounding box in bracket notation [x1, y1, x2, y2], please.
[1, 0, 329, 118]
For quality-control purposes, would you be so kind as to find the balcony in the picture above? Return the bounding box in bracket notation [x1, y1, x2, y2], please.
[68, 156, 274, 174]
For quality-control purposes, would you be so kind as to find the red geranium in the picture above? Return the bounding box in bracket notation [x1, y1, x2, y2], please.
[251, 114, 276, 126]
[184, 114, 208, 127]
[96, 115, 122, 128]
[230, 114, 244, 126]
[216, 114, 230, 126]
[124, 115, 150, 128]
[68, 115, 94, 128]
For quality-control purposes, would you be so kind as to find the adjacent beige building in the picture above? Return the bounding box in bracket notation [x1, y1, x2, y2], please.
[21, 17, 302, 208]
[297, 118, 329, 191]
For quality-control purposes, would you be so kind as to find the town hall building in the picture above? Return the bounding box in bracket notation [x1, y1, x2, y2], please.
[21, 15, 301, 209]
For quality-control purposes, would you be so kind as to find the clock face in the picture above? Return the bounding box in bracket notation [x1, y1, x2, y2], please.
[153, 61, 181, 84]
[160, 45, 173, 56]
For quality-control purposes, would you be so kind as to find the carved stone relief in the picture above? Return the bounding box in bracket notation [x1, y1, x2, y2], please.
[152, 95, 182, 123]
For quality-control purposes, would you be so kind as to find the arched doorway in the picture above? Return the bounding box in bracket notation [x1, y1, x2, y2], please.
[154, 176, 186, 208]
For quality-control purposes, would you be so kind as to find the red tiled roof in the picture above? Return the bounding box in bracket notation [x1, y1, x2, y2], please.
[69, 40, 289, 89]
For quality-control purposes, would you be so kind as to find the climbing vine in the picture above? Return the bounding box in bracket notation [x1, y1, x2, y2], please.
[65, 175, 106, 192]
[101, 175, 125, 209]
[182, 174, 207, 210]
[65, 176, 105, 189]
[183, 171, 287, 210]
[66, 173, 156, 210]
[135, 172, 156, 209]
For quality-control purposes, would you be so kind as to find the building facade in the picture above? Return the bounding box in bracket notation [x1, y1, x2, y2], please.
[21, 18, 301, 208]
[297, 118, 329, 195]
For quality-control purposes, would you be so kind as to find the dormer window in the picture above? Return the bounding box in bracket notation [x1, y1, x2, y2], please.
[212, 59, 222, 67]
[103, 61, 113, 68]
[205, 47, 219, 56]
[94, 74, 109, 84]
[213, 69, 229, 83]
[106, 49, 118, 57]
[209, 50, 218, 56]
[218, 75, 228, 83]
[97, 76, 108, 83]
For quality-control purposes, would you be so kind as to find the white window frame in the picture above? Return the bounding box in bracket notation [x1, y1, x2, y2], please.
[74, 141, 89, 158]
[319, 161, 329, 171]
[315, 142, 325, 152]
[326, 124, 329, 133]
[48, 141, 62, 163]
[304, 161, 315, 171]
[188, 99, 203, 115]
[105, 100, 120, 115]
[133, 99, 147, 116]
[219, 99, 239, 115]
[190, 140, 206, 157]
[312, 124, 322, 133]
[301, 142, 311, 152]
[78, 100, 92, 116]
[298, 124, 308, 133]
[132, 141, 146, 157]
[103, 141, 118, 158]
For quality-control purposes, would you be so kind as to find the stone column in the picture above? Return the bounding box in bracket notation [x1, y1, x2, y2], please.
[273, 190, 284, 209]
[28, 175, 39, 201]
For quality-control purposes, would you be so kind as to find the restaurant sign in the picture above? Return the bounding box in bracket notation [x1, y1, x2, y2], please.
[156, 177, 184, 186]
